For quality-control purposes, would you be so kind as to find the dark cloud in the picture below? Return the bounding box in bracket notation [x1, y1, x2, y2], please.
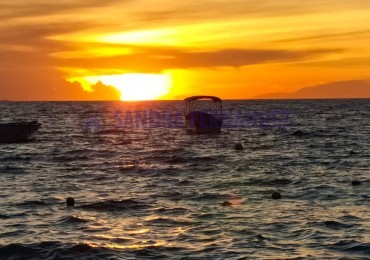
[0, 0, 126, 19]
[0, 17, 339, 72]
[57, 47, 344, 71]
[274, 29, 370, 43]
[135, 0, 370, 24]
[0, 22, 100, 70]
[295, 57, 370, 68]
[0, 21, 106, 56]
[2, 0, 369, 23]
[0, 22, 97, 43]
[136, 1, 307, 23]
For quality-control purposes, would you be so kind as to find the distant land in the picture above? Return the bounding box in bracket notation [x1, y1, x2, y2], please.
[252, 80, 370, 99]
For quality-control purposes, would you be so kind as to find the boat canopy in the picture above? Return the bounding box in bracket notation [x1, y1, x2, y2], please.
[183, 95, 222, 118]
[184, 96, 222, 103]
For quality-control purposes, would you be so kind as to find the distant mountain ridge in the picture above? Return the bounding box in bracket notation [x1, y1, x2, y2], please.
[253, 80, 370, 99]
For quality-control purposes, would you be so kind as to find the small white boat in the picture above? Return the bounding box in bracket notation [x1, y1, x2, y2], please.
[0, 121, 42, 143]
[184, 96, 223, 134]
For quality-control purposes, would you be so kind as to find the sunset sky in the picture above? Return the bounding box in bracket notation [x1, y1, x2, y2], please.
[1, 0, 370, 100]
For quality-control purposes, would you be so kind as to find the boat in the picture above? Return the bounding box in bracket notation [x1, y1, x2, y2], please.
[184, 96, 223, 134]
[0, 121, 42, 143]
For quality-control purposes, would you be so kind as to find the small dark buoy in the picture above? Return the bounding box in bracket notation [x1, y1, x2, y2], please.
[271, 191, 282, 200]
[235, 143, 244, 151]
[351, 180, 361, 186]
[256, 234, 266, 240]
[221, 201, 232, 207]
[66, 197, 75, 207]
[349, 150, 357, 155]
[292, 130, 305, 137]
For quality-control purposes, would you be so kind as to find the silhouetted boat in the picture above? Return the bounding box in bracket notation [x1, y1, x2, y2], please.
[0, 121, 42, 143]
[184, 96, 223, 134]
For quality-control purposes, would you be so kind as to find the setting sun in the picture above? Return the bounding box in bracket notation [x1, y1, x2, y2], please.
[69, 73, 172, 101]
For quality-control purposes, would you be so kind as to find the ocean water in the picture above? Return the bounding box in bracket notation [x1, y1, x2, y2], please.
[0, 100, 369, 260]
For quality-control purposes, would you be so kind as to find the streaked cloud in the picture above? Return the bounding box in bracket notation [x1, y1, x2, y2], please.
[57, 47, 344, 72]
[274, 29, 370, 44]
[0, 0, 125, 19]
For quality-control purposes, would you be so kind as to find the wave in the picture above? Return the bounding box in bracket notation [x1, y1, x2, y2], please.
[59, 215, 90, 224]
[80, 199, 147, 211]
[323, 220, 358, 230]
[330, 240, 370, 255]
[243, 178, 294, 186]
[0, 242, 115, 260]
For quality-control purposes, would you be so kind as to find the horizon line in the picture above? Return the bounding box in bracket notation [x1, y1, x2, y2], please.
[1, 97, 370, 102]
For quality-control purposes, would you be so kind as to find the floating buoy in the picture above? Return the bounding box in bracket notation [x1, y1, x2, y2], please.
[235, 143, 244, 151]
[221, 201, 232, 207]
[66, 197, 75, 207]
[256, 234, 266, 240]
[271, 191, 282, 200]
[292, 130, 305, 137]
[351, 180, 361, 186]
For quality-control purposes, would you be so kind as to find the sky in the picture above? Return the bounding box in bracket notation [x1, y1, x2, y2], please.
[1, 0, 370, 100]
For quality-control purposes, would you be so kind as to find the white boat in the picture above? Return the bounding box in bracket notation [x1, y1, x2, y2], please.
[0, 121, 42, 143]
[184, 96, 223, 134]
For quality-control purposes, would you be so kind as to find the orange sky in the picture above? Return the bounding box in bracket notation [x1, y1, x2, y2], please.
[1, 0, 370, 100]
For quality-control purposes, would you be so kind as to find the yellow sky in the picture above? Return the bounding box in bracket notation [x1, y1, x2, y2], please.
[0, 0, 370, 100]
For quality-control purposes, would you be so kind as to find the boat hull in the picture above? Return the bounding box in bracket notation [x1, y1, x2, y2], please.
[185, 111, 222, 134]
[0, 122, 41, 143]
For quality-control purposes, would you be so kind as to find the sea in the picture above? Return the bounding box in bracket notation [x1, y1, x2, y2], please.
[0, 100, 369, 260]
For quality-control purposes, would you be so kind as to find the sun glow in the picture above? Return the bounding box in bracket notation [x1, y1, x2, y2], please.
[71, 73, 172, 101]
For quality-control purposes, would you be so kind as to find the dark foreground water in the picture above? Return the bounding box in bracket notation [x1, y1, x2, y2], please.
[0, 100, 369, 260]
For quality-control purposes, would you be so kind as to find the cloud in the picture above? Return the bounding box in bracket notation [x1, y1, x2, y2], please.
[0, 22, 95, 70]
[3, 0, 369, 23]
[57, 47, 344, 71]
[0, 17, 121, 100]
[294, 57, 370, 68]
[0, 21, 106, 56]
[0, 0, 125, 19]
[274, 29, 370, 43]
[134, 0, 370, 24]
[4, 19, 339, 73]
[0, 67, 120, 101]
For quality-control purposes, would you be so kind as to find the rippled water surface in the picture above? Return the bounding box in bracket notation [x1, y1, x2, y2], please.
[0, 100, 369, 259]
